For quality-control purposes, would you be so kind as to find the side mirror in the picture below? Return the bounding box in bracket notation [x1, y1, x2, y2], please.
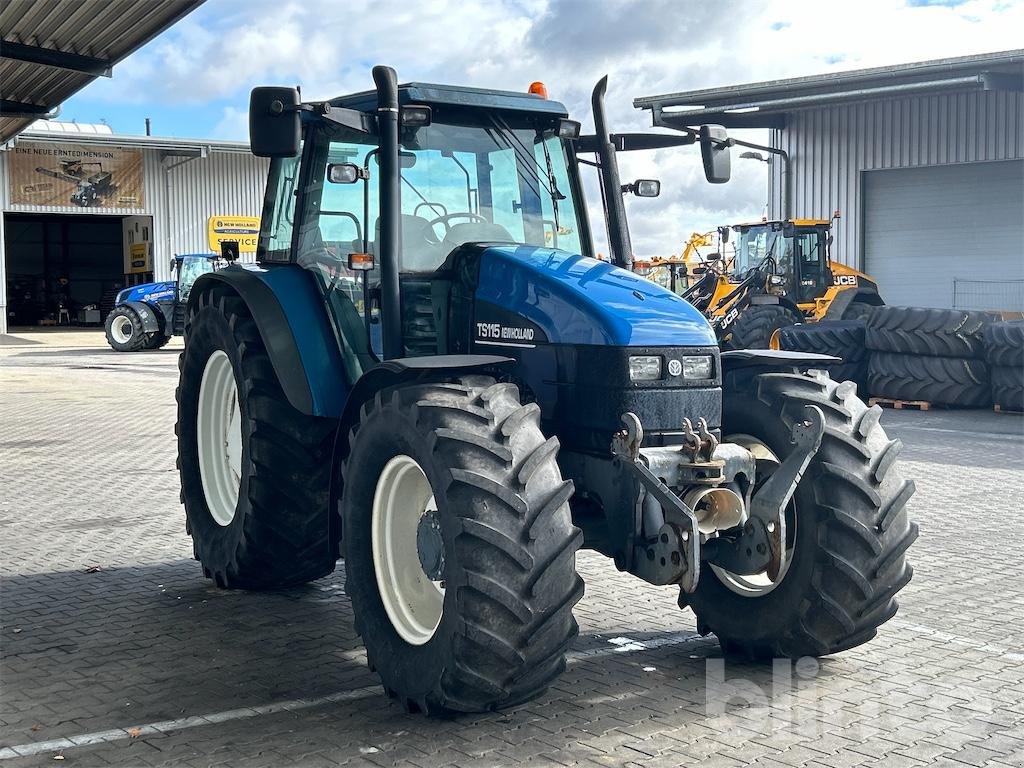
[699, 125, 730, 184]
[328, 163, 363, 184]
[249, 86, 301, 158]
[626, 179, 661, 198]
[718, 226, 730, 244]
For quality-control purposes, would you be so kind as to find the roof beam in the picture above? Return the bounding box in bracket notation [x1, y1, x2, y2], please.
[654, 108, 786, 130]
[0, 98, 52, 117]
[0, 40, 112, 77]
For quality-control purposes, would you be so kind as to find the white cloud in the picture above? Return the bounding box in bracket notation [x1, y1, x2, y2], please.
[92, 0, 1024, 257]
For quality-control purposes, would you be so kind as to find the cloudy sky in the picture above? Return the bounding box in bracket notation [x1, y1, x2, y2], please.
[58, 0, 1024, 257]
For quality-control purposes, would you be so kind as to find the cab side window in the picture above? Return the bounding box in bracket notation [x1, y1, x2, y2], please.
[258, 155, 300, 262]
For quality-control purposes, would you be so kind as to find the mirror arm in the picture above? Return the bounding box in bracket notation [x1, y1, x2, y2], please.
[315, 105, 378, 134]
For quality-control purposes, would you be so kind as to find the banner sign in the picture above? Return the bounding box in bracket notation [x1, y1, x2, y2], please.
[8, 142, 144, 208]
[207, 215, 260, 253]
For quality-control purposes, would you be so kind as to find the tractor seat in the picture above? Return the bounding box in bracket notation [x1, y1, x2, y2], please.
[442, 222, 514, 253]
[372, 214, 444, 272]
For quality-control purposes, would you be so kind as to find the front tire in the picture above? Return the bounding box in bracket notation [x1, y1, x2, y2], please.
[340, 377, 583, 714]
[176, 287, 337, 589]
[724, 304, 802, 350]
[686, 371, 918, 658]
[104, 306, 148, 352]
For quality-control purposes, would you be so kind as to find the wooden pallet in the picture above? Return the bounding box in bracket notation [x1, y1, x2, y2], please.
[994, 404, 1023, 415]
[868, 397, 931, 411]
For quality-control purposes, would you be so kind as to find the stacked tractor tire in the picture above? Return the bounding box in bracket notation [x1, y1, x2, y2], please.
[777, 320, 870, 392]
[984, 319, 1024, 412]
[778, 309, 1024, 411]
[864, 307, 993, 407]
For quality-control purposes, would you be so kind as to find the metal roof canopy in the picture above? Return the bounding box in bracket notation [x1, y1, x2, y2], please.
[635, 49, 1024, 129]
[0, 0, 205, 143]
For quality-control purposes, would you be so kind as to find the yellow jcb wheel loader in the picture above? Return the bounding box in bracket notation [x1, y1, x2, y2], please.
[681, 217, 883, 349]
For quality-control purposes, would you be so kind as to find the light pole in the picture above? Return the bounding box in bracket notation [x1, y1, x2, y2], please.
[740, 151, 771, 219]
[730, 141, 791, 220]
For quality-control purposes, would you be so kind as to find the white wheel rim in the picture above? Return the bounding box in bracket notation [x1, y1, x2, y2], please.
[111, 315, 134, 344]
[371, 455, 444, 645]
[197, 350, 242, 527]
[711, 434, 797, 597]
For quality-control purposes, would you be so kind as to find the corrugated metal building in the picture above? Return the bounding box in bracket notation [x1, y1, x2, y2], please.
[0, 122, 267, 333]
[635, 50, 1024, 311]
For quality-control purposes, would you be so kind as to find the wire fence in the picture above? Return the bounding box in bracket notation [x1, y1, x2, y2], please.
[952, 279, 1024, 312]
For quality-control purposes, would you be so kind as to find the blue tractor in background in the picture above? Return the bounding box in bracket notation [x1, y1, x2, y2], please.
[104, 253, 218, 351]
[176, 66, 917, 715]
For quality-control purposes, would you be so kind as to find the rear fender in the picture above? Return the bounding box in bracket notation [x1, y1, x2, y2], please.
[188, 265, 348, 417]
[123, 301, 161, 334]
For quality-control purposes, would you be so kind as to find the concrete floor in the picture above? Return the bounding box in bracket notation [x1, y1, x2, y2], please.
[1, 338, 1022, 767]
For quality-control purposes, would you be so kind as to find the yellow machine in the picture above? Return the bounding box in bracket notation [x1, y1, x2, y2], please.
[636, 231, 714, 293]
[682, 217, 883, 349]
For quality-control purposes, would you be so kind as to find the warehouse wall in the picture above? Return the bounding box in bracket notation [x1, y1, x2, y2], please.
[768, 89, 1024, 267]
[0, 144, 268, 331]
[151, 151, 269, 279]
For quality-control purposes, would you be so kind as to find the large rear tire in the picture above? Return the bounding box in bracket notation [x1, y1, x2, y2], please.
[340, 377, 583, 714]
[176, 287, 337, 589]
[685, 371, 917, 658]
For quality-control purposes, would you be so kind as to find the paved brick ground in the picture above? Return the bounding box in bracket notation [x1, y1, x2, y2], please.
[2, 340, 1023, 767]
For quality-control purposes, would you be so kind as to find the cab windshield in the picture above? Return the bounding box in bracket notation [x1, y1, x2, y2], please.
[733, 225, 824, 279]
[733, 225, 781, 275]
[308, 112, 584, 276]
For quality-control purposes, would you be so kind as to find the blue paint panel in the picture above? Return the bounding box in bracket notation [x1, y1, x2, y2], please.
[474, 246, 716, 346]
[241, 265, 348, 417]
[117, 281, 176, 305]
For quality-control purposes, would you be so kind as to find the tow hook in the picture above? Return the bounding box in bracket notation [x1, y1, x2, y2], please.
[704, 405, 825, 579]
[611, 414, 701, 593]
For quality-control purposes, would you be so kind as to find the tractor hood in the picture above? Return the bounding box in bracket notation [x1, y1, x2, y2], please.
[116, 281, 176, 305]
[472, 245, 715, 347]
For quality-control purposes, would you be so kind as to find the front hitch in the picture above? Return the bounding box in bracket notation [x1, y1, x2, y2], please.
[611, 414, 701, 593]
[610, 405, 826, 593]
[704, 405, 825, 579]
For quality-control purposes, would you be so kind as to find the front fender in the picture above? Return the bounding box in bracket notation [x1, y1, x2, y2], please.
[123, 301, 162, 334]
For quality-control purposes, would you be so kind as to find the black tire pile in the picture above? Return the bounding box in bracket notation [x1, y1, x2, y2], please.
[865, 307, 994, 407]
[776, 320, 869, 391]
[983, 320, 1024, 412]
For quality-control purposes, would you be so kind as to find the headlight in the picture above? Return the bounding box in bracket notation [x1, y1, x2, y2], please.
[628, 355, 662, 381]
[681, 355, 713, 380]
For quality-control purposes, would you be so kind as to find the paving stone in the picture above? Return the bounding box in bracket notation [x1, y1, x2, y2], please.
[2, 345, 1023, 766]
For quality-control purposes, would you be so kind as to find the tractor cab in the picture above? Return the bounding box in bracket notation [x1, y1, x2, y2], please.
[255, 80, 589, 370]
[732, 219, 833, 304]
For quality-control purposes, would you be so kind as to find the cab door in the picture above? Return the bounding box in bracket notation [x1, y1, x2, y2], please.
[792, 229, 832, 303]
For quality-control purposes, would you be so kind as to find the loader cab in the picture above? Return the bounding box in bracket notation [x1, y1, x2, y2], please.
[255, 80, 591, 370]
[732, 220, 833, 304]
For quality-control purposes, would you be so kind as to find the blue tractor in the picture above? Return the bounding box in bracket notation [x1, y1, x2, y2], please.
[176, 67, 917, 715]
[105, 253, 218, 351]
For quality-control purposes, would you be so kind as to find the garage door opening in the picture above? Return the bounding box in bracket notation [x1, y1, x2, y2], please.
[4, 213, 153, 329]
[863, 160, 1024, 312]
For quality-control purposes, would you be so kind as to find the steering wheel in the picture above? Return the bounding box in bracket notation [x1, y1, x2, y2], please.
[426, 212, 488, 237]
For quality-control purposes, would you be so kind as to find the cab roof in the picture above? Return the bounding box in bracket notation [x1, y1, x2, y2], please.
[733, 218, 832, 229]
[330, 82, 569, 117]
